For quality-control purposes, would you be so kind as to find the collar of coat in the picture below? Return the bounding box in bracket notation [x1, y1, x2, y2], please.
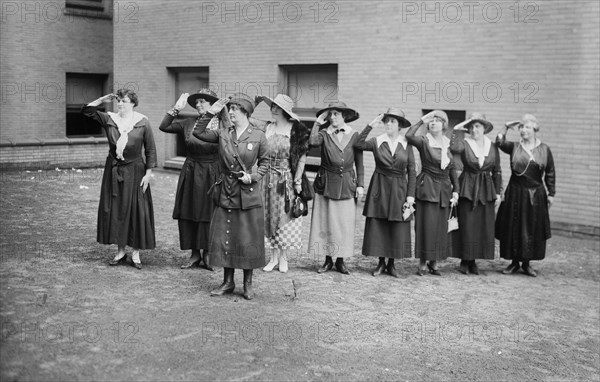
[376, 133, 408, 151]
[107, 111, 147, 131]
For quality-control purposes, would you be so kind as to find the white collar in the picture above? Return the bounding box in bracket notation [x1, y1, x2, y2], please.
[108, 111, 146, 130]
[376, 134, 407, 150]
[465, 136, 491, 167]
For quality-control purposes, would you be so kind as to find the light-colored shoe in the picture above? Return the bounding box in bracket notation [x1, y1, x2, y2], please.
[263, 257, 278, 272]
[279, 256, 288, 273]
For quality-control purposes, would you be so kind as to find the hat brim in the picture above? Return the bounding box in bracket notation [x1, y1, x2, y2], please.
[384, 114, 411, 128]
[465, 119, 494, 134]
[261, 96, 300, 122]
[187, 93, 219, 108]
[316, 107, 360, 125]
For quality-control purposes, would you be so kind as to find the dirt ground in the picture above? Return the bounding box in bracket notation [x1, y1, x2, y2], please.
[0, 168, 598, 382]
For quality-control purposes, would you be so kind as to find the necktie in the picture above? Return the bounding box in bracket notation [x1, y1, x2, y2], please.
[334, 128, 345, 134]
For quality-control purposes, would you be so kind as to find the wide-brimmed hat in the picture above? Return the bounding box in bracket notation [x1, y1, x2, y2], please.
[465, 112, 494, 134]
[187, 89, 219, 107]
[229, 93, 256, 116]
[383, 107, 411, 128]
[258, 94, 300, 122]
[316, 101, 359, 125]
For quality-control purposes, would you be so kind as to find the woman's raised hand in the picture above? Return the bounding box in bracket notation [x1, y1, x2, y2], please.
[454, 119, 471, 131]
[174, 93, 189, 111]
[505, 120, 521, 129]
[208, 97, 230, 115]
[370, 114, 384, 127]
[420, 111, 437, 124]
[315, 112, 328, 126]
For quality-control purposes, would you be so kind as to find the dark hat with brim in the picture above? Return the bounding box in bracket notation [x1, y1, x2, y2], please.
[316, 102, 360, 127]
[383, 107, 411, 128]
[229, 93, 256, 116]
[187, 89, 219, 107]
[465, 112, 494, 134]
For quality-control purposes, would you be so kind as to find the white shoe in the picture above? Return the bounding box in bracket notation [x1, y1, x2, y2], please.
[263, 257, 278, 272]
[279, 256, 288, 273]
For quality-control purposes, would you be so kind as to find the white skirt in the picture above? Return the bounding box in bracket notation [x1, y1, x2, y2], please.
[308, 194, 357, 258]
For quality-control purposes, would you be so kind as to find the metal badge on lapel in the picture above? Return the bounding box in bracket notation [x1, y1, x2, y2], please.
[247, 143, 253, 151]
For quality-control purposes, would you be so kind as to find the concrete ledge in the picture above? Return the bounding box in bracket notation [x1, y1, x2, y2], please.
[553, 221, 600, 240]
[0, 138, 108, 147]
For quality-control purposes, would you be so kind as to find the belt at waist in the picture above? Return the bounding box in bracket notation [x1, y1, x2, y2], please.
[421, 166, 450, 181]
[110, 156, 144, 197]
[375, 167, 406, 178]
[187, 154, 218, 163]
[321, 163, 353, 174]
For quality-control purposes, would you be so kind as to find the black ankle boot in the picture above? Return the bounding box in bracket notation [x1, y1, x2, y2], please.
[386, 258, 399, 278]
[468, 260, 479, 275]
[317, 256, 334, 273]
[335, 258, 349, 275]
[243, 269, 254, 300]
[211, 268, 235, 296]
[201, 251, 214, 271]
[372, 257, 386, 276]
[459, 260, 468, 275]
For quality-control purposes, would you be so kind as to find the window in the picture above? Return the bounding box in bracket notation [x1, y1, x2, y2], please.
[66, 73, 108, 137]
[65, 0, 111, 19]
[168, 67, 210, 157]
[280, 64, 338, 171]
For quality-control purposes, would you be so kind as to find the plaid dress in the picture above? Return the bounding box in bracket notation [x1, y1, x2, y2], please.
[263, 129, 303, 250]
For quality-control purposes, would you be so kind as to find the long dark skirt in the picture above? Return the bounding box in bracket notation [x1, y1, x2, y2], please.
[415, 200, 450, 261]
[455, 198, 495, 260]
[97, 157, 155, 249]
[208, 206, 266, 269]
[495, 182, 551, 261]
[362, 218, 412, 259]
[178, 220, 210, 251]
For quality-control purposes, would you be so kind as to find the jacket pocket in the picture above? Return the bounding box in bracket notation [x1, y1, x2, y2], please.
[240, 183, 262, 209]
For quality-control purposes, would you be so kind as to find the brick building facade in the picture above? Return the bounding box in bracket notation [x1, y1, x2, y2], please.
[2, 0, 599, 235]
[1, 0, 114, 168]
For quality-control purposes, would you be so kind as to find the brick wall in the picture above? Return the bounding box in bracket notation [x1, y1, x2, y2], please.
[111, 1, 599, 231]
[4, 1, 594, 232]
[0, 0, 113, 166]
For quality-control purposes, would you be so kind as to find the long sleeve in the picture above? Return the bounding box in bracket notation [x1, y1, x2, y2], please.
[407, 146, 417, 198]
[192, 113, 220, 142]
[250, 133, 270, 183]
[544, 146, 556, 196]
[354, 141, 364, 187]
[495, 133, 515, 154]
[81, 105, 110, 131]
[309, 122, 324, 146]
[449, 130, 466, 154]
[491, 145, 503, 194]
[158, 114, 183, 134]
[449, 161, 460, 194]
[354, 124, 375, 151]
[143, 121, 157, 169]
[405, 120, 425, 151]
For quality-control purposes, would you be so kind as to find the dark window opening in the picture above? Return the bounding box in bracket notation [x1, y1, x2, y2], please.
[66, 73, 108, 138]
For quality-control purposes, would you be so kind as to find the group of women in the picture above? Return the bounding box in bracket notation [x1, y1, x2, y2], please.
[82, 88, 556, 300]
